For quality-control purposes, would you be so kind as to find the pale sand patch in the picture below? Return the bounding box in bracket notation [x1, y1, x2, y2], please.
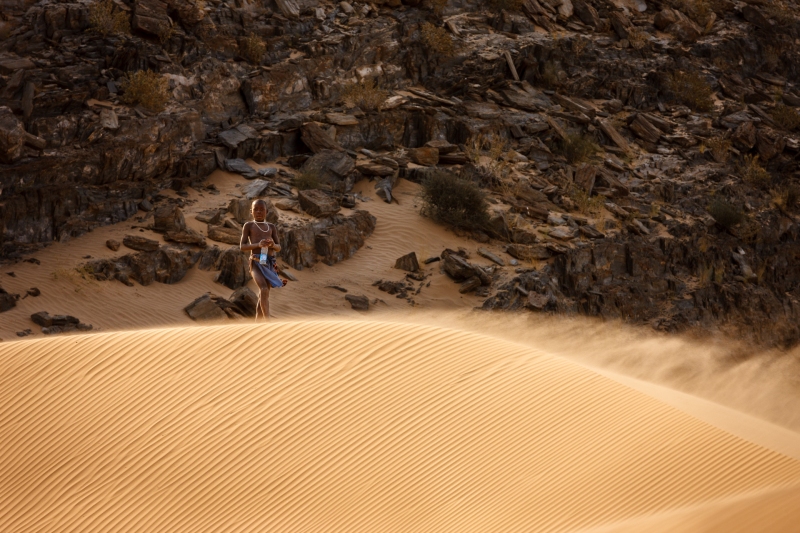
[1, 321, 800, 532]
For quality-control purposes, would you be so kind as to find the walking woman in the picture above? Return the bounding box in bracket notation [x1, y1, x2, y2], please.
[239, 200, 287, 320]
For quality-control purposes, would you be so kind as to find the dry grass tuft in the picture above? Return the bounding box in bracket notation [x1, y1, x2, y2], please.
[739, 154, 771, 187]
[707, 198, 744, 229]
[240, 33, 266, 65]
[293, 169, 326, 191]
[463, 134, 512, 190]
[570, 186, 605, 215]
[88, 0, 131, 36]
[705, 136, 731, 163]
[627, 27, 649, 50]
[539, 60, 560, 89]
[770, 103, 800, 131]
[340, 78, 388, 112]
[420, 22, 455, 57]
[571, 36, 590, 55]
[120, 70, 169, 111]
[666, 70, 714, 112]
[556, 133, 599, 164]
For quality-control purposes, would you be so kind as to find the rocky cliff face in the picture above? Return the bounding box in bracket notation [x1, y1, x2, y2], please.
[2, 0, 800, 344]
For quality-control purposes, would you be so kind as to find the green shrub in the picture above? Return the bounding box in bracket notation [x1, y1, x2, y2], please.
[707, 198, 743, 229]
[120, 70, 169, 111]
[421, 170, 490, 230]
[556, 133, 599, 164]
[666, 70, 714, 112]
[88, 0, 130, 36]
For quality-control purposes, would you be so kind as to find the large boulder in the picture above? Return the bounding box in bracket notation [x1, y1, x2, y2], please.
[0, 106, 25, 164]
[298, 189, 341, 217]
[300, 149, 355, 185]
[314, 211, 377, 265]
[215, 246, 249, 289]
[207, 225, 242, 245]
[153, 205, 187, 233]
[86, 245, 200, 286]
[132, 0, 171, 37]
[184, 294, 228, 321]
[230, 286, 258, 317]
[0, 287, 18, 312]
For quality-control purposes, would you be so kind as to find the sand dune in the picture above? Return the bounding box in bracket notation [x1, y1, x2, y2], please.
[2, 320, 800, 532]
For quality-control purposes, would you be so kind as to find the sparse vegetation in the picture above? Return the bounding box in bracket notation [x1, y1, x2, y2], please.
[293, 169, 325, 191]
[421, 169, 490, 230]
[52, 265, 101, 293]
[707, 198, 744, 229]
[770, 103, 800, 131]
[240, 33, 266, 65]
[340, 78, 388, 112]
[555, 133, 599, 164]
[739, 154, 771, 187]
[420, 22, 455, 57]
[463, 133, 512, 189]
[705, 136, 731, 163]
[88, 0, 130, 37]
[772, 184, 800, 213]
[539, 60, 560, 89]
[627, 27, 649, 50]
[570, 186, 605, 215]
[571, 36, 589, 55]
[120, 70, 169, 111]
[666, 70, 714, 112]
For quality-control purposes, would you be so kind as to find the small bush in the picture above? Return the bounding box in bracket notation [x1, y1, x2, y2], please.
[340, 78, 388, 112]
[489, 0, 524, 10]
[771, 103, 800, 131]
[570, 187, 604, 215]
[707, 199, 744, 229]
[539, 60, 560, 89]
[88, 0, 130, 36]
[739, 154, 771, 187]
[293, 170, 325, 191]
[556, 133, 599, 164]
[627, 27, 649, 50]
[772, 184, 800, 212]
[420, 22, 454, 57]
[421, 170, 490, 230]
[571, 36, 589, 55]
[240, 33, 266, 65]
[120, 70, 169, 111]
[705, 136, 731, 163]
[666, 70, 714, 112]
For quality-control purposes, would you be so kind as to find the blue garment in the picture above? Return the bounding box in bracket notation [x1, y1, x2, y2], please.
[251, 256, 284, 288]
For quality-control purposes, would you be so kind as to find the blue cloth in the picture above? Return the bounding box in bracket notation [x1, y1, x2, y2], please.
[251, 256, 284, 288]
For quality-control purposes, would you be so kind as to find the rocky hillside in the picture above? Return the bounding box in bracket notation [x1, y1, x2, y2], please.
[2, 0, 800, 346]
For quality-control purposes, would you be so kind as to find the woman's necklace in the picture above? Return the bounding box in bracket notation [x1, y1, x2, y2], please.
[253, 220, 271, 232]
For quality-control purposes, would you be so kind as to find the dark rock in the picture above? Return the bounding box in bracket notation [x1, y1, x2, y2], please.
[459, 276, 482, 294]
[86, 245, 200, 286]
[31, 311, 53, 327]
[123, 235, 161, 252]
[215, 247, 249, 289]
[441, 249, 490, 285]
[153, 205, 186, 233]
[224, 158, 258, 178]
[301, 149, 356, 185]
[301, 122, 344, 152]
[0, 106, 25, 164]
[26, 287, 40, 297]
[106, 239, 121, 251]
[0, 288, 18, 312]
[654, 8, 679, 30]
[506, 244, 551, 261]
[345, 294, 370, 310]
[299, 189, 341, 217]
[408, 147, 439, 166]
[196, 209, 224, 224]
[16, 329, 33, 337]
[230, 286, 258, 317]
[477, 248, 505, 266]
[132, 0, 171, 36]
[164, 229, 207, 247]
[394, 252, 420, 272]
[313, 211, 377, 265]
[140, 199, 154, 212]
[341, 194, 357, 208]
[185, 293, 228, 321]
[198, 245, 222, 270]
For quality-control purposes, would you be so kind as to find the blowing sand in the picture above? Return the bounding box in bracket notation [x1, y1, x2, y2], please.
[2, 320, 800, 532]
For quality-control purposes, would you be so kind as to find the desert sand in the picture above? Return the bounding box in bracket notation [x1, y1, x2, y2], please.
[2, 320, 800, 532]
[4, 172, 800, 532]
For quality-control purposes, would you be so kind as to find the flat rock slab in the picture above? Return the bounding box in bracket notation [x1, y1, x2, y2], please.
[298, 189, 341, 217]
[394, 252, 420, 272]
[224, 159, 258, 178]
[123, 235, 161, 252]
[185, 294, 228, 321]
[345, 294, 370, 311]
[207, 225, 242, 245]
[326, 113, 359, 126]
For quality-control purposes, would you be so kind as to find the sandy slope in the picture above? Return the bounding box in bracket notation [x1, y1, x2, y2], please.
[0, 173, 493, 340]
[2, 321, 800, 532]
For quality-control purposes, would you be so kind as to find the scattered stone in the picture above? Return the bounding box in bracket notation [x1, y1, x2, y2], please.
[506, 244, 551, 261]
[423, 256, 441, 264]
[408, 147, 439, 166]
[123, 235, 161, 252]
[184, 294, 228, 321]
[26, 287, 40, 297]
[197, 245, 222, 270]
[215, 247, 249, 289]
[394, 252, 420, 272]
[0, 288, 18, 312]
[0, 106, 25, 164]
[275, 198, 300, 211]
[345, 294, 370, 310]
[477, 247, 505, 266]
[164, 228, 207, 247]
[230, 286, 258, 317]
[298, 189, 341, 217]
[224, 158, 258, 178]
[153, 205, 187, 233]
[106, 239, 121, 251]
[241, 179, 271, 199]
[16, 329, 33, 337]
[196, 209, 224, 224]
[301, 122, 344, 152]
